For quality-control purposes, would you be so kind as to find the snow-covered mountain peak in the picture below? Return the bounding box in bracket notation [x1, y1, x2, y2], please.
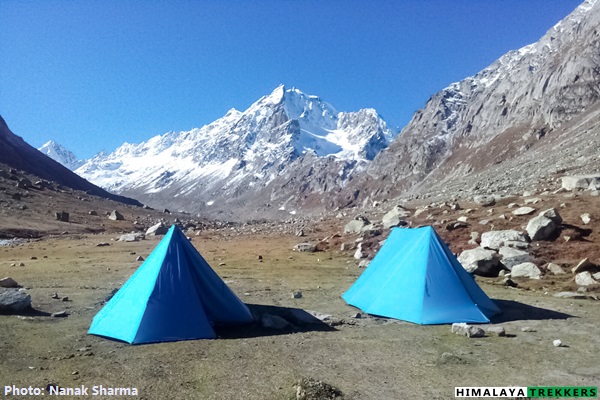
[38, 140, 83, 171]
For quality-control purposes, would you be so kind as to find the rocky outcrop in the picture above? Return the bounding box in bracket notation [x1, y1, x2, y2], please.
[457, 247, 502, 277]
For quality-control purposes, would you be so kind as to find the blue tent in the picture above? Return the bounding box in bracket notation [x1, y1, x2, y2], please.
[88, 225, 253, 344]
[342, 226, 501, 324]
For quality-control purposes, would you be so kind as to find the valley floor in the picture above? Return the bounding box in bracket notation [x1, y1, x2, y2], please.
[1, 228, 599, 400]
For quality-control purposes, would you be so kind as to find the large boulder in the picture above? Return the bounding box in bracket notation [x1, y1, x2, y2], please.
[146, 222, 169, 236]
[526, 215, 557, 241]
[382, 206, 410, 229]
[0, 277, 20, 288]
[498, 247, 532, 270]
[344, 216, 370, 234]
[473, 195, 495, 206]
[539, 208, 563, 225]
[119, 232, 145, 242]
[575, 271, 598, 286]
[480, 230, 528, 250]
[108, 210, 125, 221]
[458, 248, 503, 277]
[561, 175, 600, 191]
[510, 262, 542, 279]
[0, 289, 31, 313]
[293, 243, 317, 253]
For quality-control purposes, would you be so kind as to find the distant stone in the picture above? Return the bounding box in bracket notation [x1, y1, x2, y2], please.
[468, 231, 479, 245]
[511, 262, 542, 279]
[526, 215, 557, 241]
[521, 327, 536, 332]
[446, 221, 468, 231]
[55, 211, 69, 222]
[51, 311, 68, 318]
[0, 277, 20, 288]
[108, 210, 124, 221]
[553, 339, 565, 347]
[88, 210, 98, 216]
[146, 222, 169, 236]
[498, 247, 532, 270]
[546, 263, 566, 275]
[451, 323, 485, 338]
[96, 242, 110, 247]
[458, 247, 501, 276]
[261, 314, 290, 330]
[581, 213, 591, 225]
[163, 208, 171, 214]
[296, 229, 304, 237]
[62, 296, 69, 302]
[344, 216, 370, 234]
[512, 207, 536, 216]
[293, 243, 316, 252]
[487, 326, 506, 337]
[562, 175, 600, 191]
[524, 197, 541, 204]
[0, 289, 31, 312]
[481, 230, 528, 250]
[353, 243, 367, 259]
[358, 259, 370, 268]
[136, 256, 144, 262]
[575, 271, 598, 286]
[473, 195, 495, 206]
[292, 291, 303, 299]
[457, 216, 468, 222]
[16, 178, 32, 189]
[119, 232, 145, 242]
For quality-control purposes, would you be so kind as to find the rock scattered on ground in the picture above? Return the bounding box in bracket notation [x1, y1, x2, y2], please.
[0, 289, 31, 313]
[0, 277, 20, 288]
[451, 323, 485, 338]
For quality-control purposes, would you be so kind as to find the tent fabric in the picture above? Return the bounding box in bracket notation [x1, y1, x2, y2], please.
[88, 225, 253, 344]
[342, 226, 501, 324]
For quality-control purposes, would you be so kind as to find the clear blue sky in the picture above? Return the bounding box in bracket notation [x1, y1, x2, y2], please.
[0, 0, 583, 159]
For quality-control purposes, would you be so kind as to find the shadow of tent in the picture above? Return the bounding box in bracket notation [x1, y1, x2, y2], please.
[490, 299, 575, 323]
[216, 304, 337, 339]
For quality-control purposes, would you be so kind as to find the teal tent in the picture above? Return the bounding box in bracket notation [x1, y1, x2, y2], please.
[342, 226, 500, 324]
[89, 225, 253, 344]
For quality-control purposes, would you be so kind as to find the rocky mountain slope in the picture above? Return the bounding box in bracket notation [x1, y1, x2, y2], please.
[75, 86, 395, 218]
[349, 0, 600, 204]
[38, 140, 84, 171]
[0, 116, 141, 207]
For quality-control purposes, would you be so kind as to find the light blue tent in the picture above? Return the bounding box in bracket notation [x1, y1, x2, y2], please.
[342, 226, 500, 324]
[88, 225, 253, 344]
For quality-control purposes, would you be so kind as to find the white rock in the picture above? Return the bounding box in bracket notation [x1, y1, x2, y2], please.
[581, 213, 591, 225]
[546, 263, 566, 275]
[575, 271, 598, 286]
[498, 247, 532, 270]
[457, 248, 501, 276]
[481, 230, 528, 250]
[526, 215, 557, 241]
[511, 262, 542, 279]
[513, 206, 536, 216]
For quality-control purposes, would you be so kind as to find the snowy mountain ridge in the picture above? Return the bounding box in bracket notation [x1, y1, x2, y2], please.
[73, 85, 396, 215]
[38, 140, 84, 171]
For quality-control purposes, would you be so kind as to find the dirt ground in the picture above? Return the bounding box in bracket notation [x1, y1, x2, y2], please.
[1, 224, 599, 400]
